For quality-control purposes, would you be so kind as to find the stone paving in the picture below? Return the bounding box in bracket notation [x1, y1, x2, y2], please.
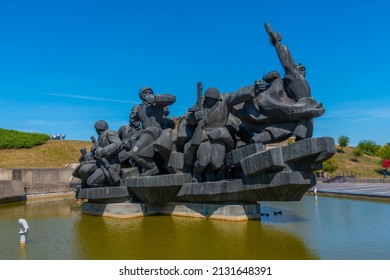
[309, 182, 390, 198]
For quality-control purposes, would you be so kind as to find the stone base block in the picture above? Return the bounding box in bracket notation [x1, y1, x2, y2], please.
[77, 186, 131, 200]
[178, 171, 315, 202]
[81, 201, 260, 221]
[225, 143, 264, 167]
[82, 202, 151, 218]
[0, 180, 26, 203]
[240, 147, 285, 176]
[282, 137, 336, 162]
[24, 184, 72, 195]
[125, 173, 193, 203]
[164, 203, 261, 221]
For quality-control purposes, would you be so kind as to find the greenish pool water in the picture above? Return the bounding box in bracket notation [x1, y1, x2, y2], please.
[1, 195, 389, 260]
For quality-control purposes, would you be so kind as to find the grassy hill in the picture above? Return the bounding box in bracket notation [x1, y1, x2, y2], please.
[0, 140, 90, 168]
[331, 146, 383, 178]
[0, 140, 385, 178]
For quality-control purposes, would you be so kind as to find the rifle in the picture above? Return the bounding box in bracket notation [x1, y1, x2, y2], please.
[188, 82, 203, 112]
[196, 82, 203, 111]
[188, 82, 205, 146]
[90, 136, 121, 185]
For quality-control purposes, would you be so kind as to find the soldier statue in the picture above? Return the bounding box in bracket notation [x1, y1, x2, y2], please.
[129, 87, 176, 176]
[185, 81, 266, 182]
[73, 120, 122, 187]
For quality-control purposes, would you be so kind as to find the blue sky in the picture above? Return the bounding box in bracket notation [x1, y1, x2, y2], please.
[1, 0, 389, 146]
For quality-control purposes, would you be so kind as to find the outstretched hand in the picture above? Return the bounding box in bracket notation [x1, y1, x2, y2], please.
[264, 22, 281, 46]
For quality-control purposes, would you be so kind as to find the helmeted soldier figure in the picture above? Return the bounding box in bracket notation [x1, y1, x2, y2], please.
[74, 120, 122, 188]
[130, 87, 176, 176]
[185, 82, 266, 182]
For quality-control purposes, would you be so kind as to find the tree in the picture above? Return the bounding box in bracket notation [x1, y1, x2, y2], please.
[337, 135, 350, 153]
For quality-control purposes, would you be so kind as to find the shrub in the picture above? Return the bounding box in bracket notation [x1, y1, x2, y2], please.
[0, 128, 50, 149]
[356, 139, 380, 156]
[352, 147, 363, 162]
[383, 159, 390, 168]
[322, 157, 338, 173]
[353, 148, 363, 157]
[337, 135, 350, 153]
[377, 143, 390, 160]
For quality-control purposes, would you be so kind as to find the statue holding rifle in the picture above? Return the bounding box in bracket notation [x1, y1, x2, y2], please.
[73, 120, 122, 188]
[184, 81, 267, 182]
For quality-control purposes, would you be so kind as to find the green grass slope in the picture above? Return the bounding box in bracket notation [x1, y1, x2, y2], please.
[0, 140, 90, 168]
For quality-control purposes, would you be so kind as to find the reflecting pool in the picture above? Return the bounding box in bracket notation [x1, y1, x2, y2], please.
[1, 195, 389, 260]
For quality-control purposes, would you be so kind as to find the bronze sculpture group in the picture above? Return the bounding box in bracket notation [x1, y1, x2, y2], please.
[73, 23, 335, 204]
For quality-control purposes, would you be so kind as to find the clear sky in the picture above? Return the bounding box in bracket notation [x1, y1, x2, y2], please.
[1, 0, 389, 146]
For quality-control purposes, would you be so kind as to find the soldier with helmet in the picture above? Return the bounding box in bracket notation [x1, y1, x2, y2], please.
[185, 82, 266, 182]
[93, 120, 122, 157]
[73, 120, 122, 188]
[130, 87, 176, 176]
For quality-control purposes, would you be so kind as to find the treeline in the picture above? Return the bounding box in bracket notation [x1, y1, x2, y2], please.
[337, 135, 390, 159]
[0, 128, 50, 149]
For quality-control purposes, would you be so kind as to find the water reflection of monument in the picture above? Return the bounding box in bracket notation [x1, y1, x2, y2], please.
[73, 22, 335, 221]
[74, 215, 318, 259]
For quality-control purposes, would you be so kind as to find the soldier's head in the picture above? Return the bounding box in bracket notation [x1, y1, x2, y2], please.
[94, 120, 108, 135]
[204, 87, 220, 108]
[297, 63, 306, 77]
[139, 87, 154, 102]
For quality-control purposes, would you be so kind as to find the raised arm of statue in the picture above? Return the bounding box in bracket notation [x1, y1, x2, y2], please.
[153, 94, 176, 108]
[224, 80, 267, 108]
[275, 43, 296, 74]
[264, 23, 296, 75]
[265, 23, 311, 100]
